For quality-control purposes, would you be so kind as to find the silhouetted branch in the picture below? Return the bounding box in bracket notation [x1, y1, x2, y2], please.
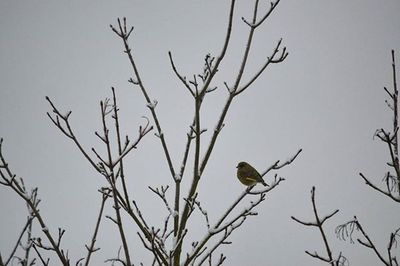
[3, 215, 34, 266]
[234, 38, 288, 96]
[292, 187, 343, 266]
[110, 18, 177, 184]
[336, 216, 390, 265]
[345, 50, 400, 265]
[47, 89, 159, 265]
[184, 173, 288, 266]
[261, 148, 302, 177]
[168, 52, 195, 97]
[359, 172, 400, 202]
[0, 140, 70, 265]
[83, 188, 110, 266]
[241, 0, 281, 28]
[359, 50, 400, 202]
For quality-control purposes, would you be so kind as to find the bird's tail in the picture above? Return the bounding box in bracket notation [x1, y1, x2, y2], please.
[261, 179, 269, 187]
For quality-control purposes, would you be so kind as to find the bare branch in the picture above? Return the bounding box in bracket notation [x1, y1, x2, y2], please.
[291, 216, 317, 227]
[4, 215, 34, 265]
[235, 38, 288, 96]
[261, 148, 302, 177]
[45, 97, 101, 173]
[359, 172, 400, 202]
[292, 187, 340, 266]
[83, 189, 109, 266]
[305, 250, 330, 263]
[32, 244, 50, 266]
[185, 179, 283, 266]
[0, 143, 70, 265]
[241, 0, 281, 28]
[149, 185, 174, 215]
[336, 216, 389, 265]
[99, 99, 132, 266]
[193, 200, 210, 229]
[168, 51, 195, 97]
[111, 17, 177, 184]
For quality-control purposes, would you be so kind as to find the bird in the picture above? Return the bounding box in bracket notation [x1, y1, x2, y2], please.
[236, 161, 268, 186]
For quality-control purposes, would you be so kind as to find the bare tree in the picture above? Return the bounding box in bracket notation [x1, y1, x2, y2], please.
[292, 186, 347, 266]
[0, 1, 301, 265]
[336, 50, 400, 266]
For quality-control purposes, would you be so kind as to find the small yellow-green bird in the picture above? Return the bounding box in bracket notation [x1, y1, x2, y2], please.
[236, 161, 268, 186]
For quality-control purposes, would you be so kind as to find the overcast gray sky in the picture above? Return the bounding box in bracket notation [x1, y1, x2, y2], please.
[1, 1, 400, 265]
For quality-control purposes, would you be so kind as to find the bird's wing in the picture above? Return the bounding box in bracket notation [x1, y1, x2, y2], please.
[246, 176, 260, 182]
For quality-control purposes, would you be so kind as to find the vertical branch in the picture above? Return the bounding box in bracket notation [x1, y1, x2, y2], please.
[173, 122, 195, 238]
[84, 189, 110, 266]
[360, 50, 400, 201]
[388, 228, 400, 266]
[392, 50, 398, 159]
[111, 87, 132, 211]
[340, 50, 400, 266]
[23, 214, 34, 265]
[310, 188, 335, 266]
[391, 50, 400, 194]
[21, 189, 37, 266]
[193, 94, 201, 197]
[173, 178, 181, 242]
[99, 100, 132, 266]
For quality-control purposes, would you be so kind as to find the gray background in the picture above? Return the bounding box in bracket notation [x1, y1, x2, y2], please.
[1, 0, 400, 265]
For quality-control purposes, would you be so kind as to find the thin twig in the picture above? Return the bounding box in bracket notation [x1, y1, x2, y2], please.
[111, 18, 177, 184]
[336, 217, 389, 265]
[84, 189, 110, 266]
[4, 216, 34, 265]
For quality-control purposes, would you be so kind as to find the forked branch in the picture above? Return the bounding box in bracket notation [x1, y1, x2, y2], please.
[336, 216, 394, 265]
[292, 187, 344, 266]
[110, 18, 177, 183]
